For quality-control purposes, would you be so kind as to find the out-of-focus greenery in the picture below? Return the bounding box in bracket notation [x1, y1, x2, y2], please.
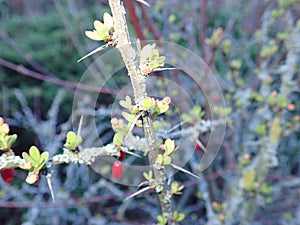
[0, 1, 110, 118]
[0, 0, 299, 225]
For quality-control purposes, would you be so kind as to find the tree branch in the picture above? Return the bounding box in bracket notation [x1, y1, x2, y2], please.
[108, 0, 171, 219]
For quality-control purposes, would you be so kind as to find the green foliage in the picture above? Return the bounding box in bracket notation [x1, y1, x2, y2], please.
[254, 123, 267, 136]
[0, 118, 17, 151]
[85, 12, 114, 42]
[182, 105, 204, 124]
[171, 211, 185, 222]
[64, 131, 83, 151]
[170, 181, 184, 195]
[157, 215, 168, 225]
[241, 170, 257, 191]
[156, 138, 176, 166]
[137, 42, 166, 76]
[21, 146, 49, 184]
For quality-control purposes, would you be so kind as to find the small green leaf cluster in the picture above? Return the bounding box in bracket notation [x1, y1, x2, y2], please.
[120, 95, 171, 123]
[260, 182, 274, 204]
[212, 201, 227, 222]
[157, 215, 168, 225]
[156, 138, 175, 166]
[85, 12, 114, 43]
[142, 96, 171, 116]
[182, 105, 204, 124]
[237, 154, 251, 168]
[64, 131, 83, 151]
[111, 118, 129, 147]
[21, 146, 49, 184]
[143, 170, 156, 188]
[251, 90, 290, 109]
[259, 40, 278, 58]
[0, 117, 17, 152]
[254, 123, 267, 136]
[205, 27, 224, 49]
[240, 170, 259, 192]
[171, 211, 185, 223]
[213, 106, 232, 117]
[157, 210, 185, 225]
[137, 41, 166, 76]
[170, 181, 184, 195]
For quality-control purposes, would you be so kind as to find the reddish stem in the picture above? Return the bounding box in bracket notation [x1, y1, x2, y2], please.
[139, 4, 161, 40]
[124, 0, 146, 41]
[0, 58, 118, 95]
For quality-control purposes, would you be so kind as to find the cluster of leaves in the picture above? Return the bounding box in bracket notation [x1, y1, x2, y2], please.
[64, 131, 83, 151]
[85, 12, 114, 43]
[136, 41, 166, 76]
[21, 146, 49, 184]
[157, 210, 185, 225]
[0, 117, 17, 152]
[112, 95, 171, 147]
[156, 138, 176, 166]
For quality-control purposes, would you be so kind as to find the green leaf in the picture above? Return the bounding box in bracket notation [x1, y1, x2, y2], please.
[157, 215, 167, 225]
[37, 159, 46, 171]
[103, 12, 113, 29]
[182, 113, 194, 124]
[171, 181, 184, 195]
[156, 154, 164, 165]
[113, 132, 123, 146]
[122, 112, 136, 122]
[22, 152, 36, 164]
[29, 146, 40, 162]
[65, 131, 77, 147]
[165, 139, 175, 155]
[140, 44, 154, 60]
[143, 97, 155, 110]
[40, 151, 49, 162]
[143, 170, 153, 181]
[254, 123, 267, 135]
[7, 134, 17, 146]
[163, 155, 171, 165]
[119, 95, 132, 109]
[96, 28, 110, 41]
[149, 61, 160, 70]
[156, 104, 169, 114]
[176, 213, 185, 222]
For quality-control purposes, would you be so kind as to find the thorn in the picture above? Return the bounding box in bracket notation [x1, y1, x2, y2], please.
[151, 68, 179, 73]
[77, 44, 108, 62]
[123, 115, 141, 142]
[124, 186, 152, 201]
[122, 150, 142, 158]
[136, 0, 151, 7]
[77, 115, 84, 137]
[46, 172, 55, 202]
[170, 163, 200, 179]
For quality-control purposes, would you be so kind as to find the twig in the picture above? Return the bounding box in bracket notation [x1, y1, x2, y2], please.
[0, 57, 118, 95]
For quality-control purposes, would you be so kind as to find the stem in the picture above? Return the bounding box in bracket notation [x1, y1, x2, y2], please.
[108, 0, 171, 219]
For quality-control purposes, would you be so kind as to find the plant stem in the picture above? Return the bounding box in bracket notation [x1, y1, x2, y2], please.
[108, 0, 171, 220]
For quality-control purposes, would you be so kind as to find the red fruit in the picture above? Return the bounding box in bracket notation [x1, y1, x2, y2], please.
[118, 151, 126, 161]
[0, 169, 14, 183]
[195, 143, 203, 152]
[112, 160, 123, 179]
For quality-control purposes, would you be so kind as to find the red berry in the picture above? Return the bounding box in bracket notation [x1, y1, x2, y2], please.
[195, 143, 203, 152]
[112, 160, 123, 179]
[118, 151, 126, 161]
[0, 169, 14, 183]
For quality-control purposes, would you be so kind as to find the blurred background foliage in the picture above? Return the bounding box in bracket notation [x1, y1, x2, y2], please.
[0, 0, 300, 225]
